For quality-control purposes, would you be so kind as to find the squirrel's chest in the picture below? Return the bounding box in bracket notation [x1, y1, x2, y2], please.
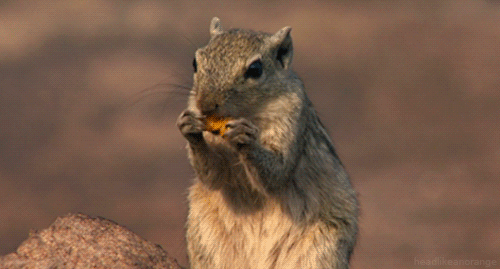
[187, 183, 333, 269]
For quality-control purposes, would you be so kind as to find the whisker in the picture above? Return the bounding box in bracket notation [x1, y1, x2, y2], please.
[180, 32, 199, 51]
[124, 82, 191, 111]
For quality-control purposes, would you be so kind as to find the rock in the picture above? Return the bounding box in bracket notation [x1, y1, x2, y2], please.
[0, 213, 182, 269]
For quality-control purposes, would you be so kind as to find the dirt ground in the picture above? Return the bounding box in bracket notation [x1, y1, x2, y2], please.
[1, 1, 499, 268]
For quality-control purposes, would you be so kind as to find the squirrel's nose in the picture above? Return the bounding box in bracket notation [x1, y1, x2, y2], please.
[197, 101, 219, 116]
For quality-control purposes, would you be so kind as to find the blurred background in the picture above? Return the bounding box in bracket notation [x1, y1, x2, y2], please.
[1, 1, 499, 268]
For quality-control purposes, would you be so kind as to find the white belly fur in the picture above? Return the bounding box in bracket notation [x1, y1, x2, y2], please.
[187, 182, 339, 269]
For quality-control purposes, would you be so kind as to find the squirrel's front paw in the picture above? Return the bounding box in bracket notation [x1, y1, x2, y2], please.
[177, 110, 205, 145]
[223, 118, 259, 150]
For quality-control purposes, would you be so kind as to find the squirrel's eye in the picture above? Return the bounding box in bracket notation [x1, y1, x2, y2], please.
[192, 58, 197, 73]
[244, 60, 263, 79]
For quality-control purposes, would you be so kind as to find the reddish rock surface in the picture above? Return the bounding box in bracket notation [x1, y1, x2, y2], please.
[0, 213, 182, 269]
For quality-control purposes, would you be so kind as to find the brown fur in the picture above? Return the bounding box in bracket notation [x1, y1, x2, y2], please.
[177, 18, 358, 269]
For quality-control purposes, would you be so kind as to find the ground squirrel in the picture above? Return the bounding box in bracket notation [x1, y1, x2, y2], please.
[177, 17, 358, 269]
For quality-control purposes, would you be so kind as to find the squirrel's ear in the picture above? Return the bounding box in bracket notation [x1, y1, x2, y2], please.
[269, 26, 293, 69]
[210, 17, 224, 38]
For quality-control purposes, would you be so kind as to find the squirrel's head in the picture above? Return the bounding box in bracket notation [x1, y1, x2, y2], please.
[190, 17, 294, 118]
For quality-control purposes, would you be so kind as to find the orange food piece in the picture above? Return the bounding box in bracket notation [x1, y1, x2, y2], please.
[204, 115, 231, 136]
